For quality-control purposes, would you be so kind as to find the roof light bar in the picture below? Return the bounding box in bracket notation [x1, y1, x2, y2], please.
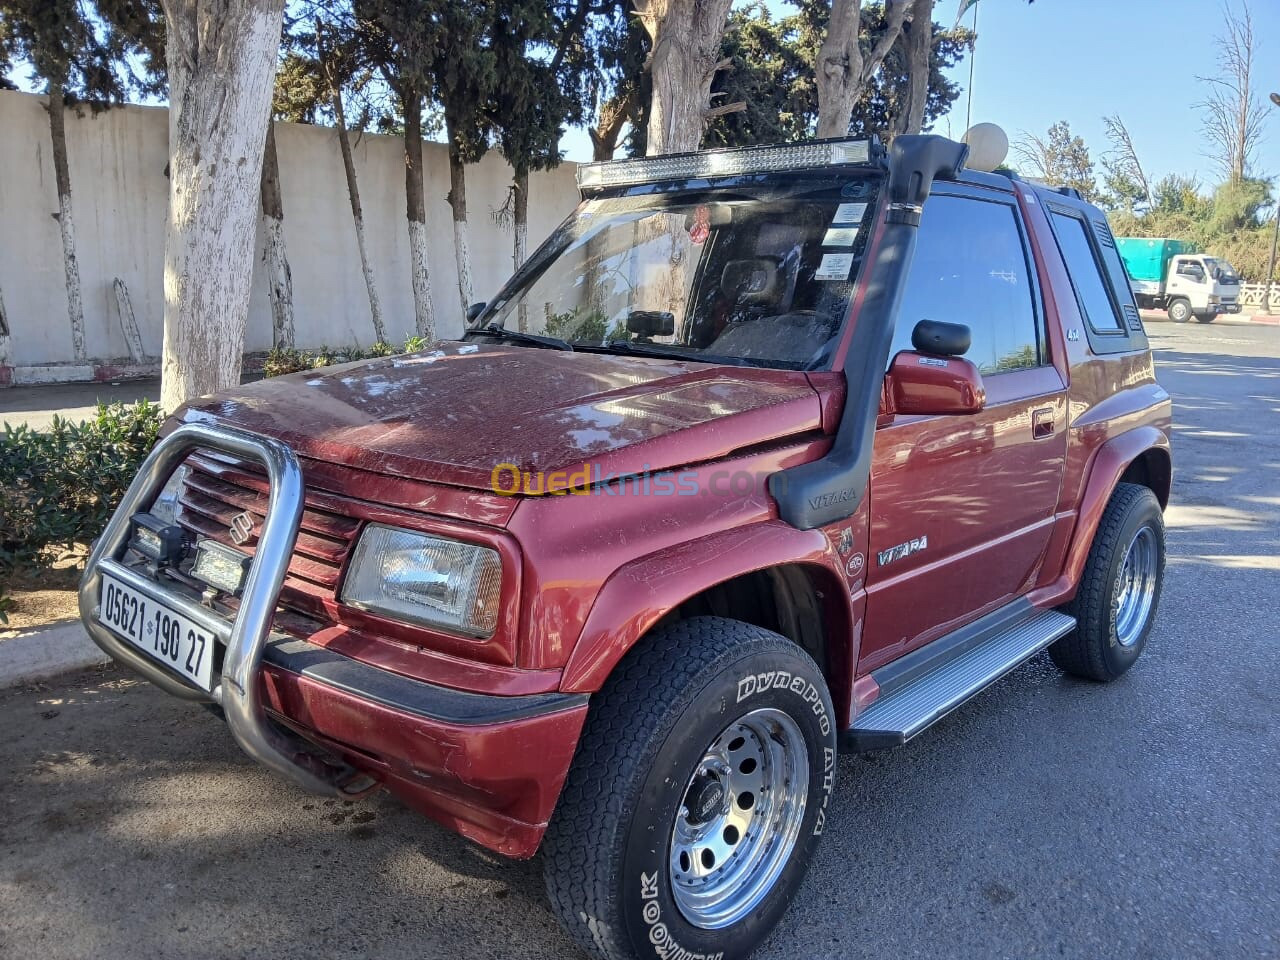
[576, 138, 876, 192]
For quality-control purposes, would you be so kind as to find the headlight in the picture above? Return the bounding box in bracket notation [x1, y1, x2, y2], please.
[341, 524, 503, 637]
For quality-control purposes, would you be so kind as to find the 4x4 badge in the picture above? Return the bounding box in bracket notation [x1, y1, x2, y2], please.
[229, 511, 255, 545]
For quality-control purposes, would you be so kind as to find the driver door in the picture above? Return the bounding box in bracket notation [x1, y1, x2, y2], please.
[859, 188, 1067, 672]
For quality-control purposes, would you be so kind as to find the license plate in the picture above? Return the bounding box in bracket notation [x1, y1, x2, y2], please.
[99, 573, 217, 691]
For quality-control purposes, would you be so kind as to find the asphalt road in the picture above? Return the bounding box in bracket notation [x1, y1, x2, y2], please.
[2, 320, 1277, 960]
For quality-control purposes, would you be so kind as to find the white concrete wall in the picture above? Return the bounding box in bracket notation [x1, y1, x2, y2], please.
[0, 90, 580, 366]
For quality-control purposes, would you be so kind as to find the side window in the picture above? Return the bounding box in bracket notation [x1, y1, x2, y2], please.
[1049, 212, 1125, 332]
[891, 194, 1041, 375]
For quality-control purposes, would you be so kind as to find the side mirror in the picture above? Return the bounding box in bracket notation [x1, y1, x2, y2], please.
[887, 350, 986, 416]
[465, 301, 487, 323]
[626, 310, 675, 339]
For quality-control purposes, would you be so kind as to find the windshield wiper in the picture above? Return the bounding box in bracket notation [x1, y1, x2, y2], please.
[463, 324, 574, 351]
[591, 339, 748, 366]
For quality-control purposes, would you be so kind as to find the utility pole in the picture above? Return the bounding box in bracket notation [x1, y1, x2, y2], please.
[1266, 92, 1280, 315]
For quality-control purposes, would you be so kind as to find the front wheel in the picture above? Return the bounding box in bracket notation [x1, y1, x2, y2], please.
[1167, 299, 1191, 323]
[544, 618, 836, 960]
[1195, 313, 1216, 323]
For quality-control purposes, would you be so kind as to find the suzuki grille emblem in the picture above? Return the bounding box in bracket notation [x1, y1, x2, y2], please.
[229, 511, 255, 545]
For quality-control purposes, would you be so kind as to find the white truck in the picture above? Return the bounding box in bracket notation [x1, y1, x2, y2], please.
[1116, 237, 1242, 323]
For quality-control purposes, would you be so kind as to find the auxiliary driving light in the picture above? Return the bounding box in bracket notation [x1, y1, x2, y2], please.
[191, 539, 253, 596]
[576, 139, 875, 192]
[129, 512, 187, 567]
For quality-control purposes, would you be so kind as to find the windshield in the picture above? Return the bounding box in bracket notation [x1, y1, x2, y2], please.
[1202, 257, 1241, 283]
[477, 177, 881, 368]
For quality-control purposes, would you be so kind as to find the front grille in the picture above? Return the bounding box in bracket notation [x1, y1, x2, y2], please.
[175, 451, 361, 597]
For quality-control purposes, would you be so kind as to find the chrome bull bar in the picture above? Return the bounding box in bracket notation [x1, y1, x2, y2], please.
[78, 422, 363, 796]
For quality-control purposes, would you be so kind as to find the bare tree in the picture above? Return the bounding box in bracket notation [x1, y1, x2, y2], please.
[634, 0, 740, 155]
[815, 0, 911, 139]
[1197, 1, 1267, 186]
[1101, 114, 1151, 209]
[159, 0, 287, 411]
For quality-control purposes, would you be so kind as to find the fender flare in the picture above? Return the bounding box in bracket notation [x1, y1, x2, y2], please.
[559, 520, 852, 695]
[1062, 425, 1171, 589]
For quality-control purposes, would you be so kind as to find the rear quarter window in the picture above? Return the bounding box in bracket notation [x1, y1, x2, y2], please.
[1044, 200, 1148, 351]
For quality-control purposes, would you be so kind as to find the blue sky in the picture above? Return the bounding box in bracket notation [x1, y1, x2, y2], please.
[564, 0, 1280, 190]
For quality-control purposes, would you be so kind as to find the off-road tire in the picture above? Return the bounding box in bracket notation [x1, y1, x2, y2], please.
[544, 617, 837, 960]
[1051, 483, 1165, 681]
[1167, 299, 1191, 323]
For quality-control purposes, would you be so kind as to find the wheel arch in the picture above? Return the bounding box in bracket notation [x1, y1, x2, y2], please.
[560, 521, 856, 723]
[1118, 444, 1171, 509]
[1063, 425, 1171, 591]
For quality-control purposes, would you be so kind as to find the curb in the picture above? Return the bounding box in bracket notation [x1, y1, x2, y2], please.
[0, 354, 269, 389]
[0, 619, 110, 688]
[1140, 311, 1280, 327]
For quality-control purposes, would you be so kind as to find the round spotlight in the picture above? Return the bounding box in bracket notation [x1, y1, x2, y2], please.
[962, 123, 1010, 173]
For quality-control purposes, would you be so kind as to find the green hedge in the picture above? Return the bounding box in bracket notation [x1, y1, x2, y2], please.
[0, 401, 164, 622]
[0, 339, 429, 622]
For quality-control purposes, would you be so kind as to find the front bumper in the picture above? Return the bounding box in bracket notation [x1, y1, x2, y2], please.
[261, 638, 587, 857]
[79, 423, 587, 858]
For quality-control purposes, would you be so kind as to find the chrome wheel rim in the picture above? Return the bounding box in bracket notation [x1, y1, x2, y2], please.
[669, 707, 809, 930]
[1115, 526, 1158, 647]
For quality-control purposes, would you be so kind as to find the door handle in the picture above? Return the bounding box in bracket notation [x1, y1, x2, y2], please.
[1032, 407, 1055, 439]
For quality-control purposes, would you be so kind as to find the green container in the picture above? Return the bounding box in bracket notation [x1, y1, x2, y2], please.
[1116, 237, 1197, 283]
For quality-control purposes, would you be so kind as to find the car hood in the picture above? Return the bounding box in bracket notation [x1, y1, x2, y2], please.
[176, 343, 824, 493]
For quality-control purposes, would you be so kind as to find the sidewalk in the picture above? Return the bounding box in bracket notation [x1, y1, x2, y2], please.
[1140, 309, 1280, 327]
[0, 377, 161, 430]
[0, 620, 109, 688]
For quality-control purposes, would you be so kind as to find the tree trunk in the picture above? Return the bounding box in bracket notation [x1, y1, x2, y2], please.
[512, 168, 529, 271]
[160, 0, 286, 412]
[0, 285, 10, 369]
[635, 0, 735, 155]
[447, 148, 474, 316]
[46, 83, 87, 363]
[402, 91, 436, 341]
[816, 0, 911, 139]
[513, 167, 529, 333]
[331, 83, 386, 344]
[259, 118, 295, 349]
[898, 0, 933, 135]
[590, 88, 639, 161]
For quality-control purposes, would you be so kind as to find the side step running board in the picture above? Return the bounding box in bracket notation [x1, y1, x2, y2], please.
[846, 608, 1076, 751]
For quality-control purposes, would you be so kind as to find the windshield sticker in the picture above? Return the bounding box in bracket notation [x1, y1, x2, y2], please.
[689, 205, 711, 244]
[832, 202, 867, 223]
[815, 252, 855, 280]
[822, 226, 860, 248]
